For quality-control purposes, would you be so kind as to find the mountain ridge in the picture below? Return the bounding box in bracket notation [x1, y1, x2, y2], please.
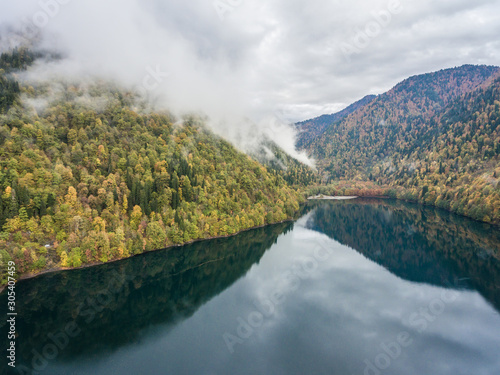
[301, 64, 500, 224]
[298, 64, 500, 149]
[295, 94, 376, 149]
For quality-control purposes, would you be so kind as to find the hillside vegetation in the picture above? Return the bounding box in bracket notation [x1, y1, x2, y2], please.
[0, 49, 302, 284]
[295, 94, 376, 149]
[302, 65, 500, 224]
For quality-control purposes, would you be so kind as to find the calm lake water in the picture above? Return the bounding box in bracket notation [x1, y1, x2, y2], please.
[2, 199, 500, 375]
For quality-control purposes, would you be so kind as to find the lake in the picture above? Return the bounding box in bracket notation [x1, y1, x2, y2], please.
[2, 199, 500, 375]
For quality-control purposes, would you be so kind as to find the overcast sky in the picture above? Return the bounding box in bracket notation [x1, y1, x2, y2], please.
[1, 0, 499, 143]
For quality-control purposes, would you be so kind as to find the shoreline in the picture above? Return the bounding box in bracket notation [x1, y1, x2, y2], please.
[4, 194, 497, 293]
[1, 218, 295, 293]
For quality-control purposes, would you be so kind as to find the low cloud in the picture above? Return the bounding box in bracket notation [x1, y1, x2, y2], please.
[1, 0, 499, 162]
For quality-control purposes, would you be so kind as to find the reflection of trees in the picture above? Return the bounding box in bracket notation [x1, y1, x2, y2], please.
[3, 198, 499, 370]
[306, 199, 500, 311]
[0, 222, 293, 366]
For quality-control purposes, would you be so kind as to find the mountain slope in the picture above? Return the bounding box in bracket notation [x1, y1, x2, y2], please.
[250, 138, 320, 187]
[307, 65, 499, 171]
[303, 65, 500, 224]
[0, 48, 303, 285]
[295, 94, 376, 149]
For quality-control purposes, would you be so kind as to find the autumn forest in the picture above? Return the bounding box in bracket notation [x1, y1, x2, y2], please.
[1, 48, 500, 286]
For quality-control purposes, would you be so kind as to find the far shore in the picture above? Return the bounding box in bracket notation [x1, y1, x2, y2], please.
[307, 195, 358, 200]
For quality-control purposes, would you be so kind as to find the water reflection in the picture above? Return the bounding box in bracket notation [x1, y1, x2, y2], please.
[0, 223, 293, 373]
[1, 199, 499, 375]
[305, 199, 500, 311]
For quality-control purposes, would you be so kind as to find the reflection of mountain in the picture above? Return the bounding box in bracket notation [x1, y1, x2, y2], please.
[0, 222, 293, 367]
[305, 199, 500, 311]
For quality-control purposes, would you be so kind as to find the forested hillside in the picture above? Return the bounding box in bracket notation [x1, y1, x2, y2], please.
[0, 48, 303, 284]
[295, 94, 376, 149]
[9, 222, 293, 363]
[250, 139, 320, 187]
[3, 47, 499, 288]
[301, 65, 500, 224]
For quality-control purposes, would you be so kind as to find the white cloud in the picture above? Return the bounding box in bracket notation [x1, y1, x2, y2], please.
[1, 0, 499, 155]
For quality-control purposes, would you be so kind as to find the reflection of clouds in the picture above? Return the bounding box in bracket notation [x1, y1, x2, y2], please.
[407, 224, 417, 235]
[233, 226, 500, 375]
[244, 227, 500, 374]
[381, 208, 394, 224]
[48, 225, 500, 375]
[248, 229, 500, 375]
[477, 247, 495, 260]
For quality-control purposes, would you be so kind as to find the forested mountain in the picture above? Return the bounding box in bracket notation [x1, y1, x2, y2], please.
[295, 94, 376, 149]
[2, 45, 499, 287]
[0, 48, 303, 284]
[250, 138, 320, 187]
[301, 65, 500, 224]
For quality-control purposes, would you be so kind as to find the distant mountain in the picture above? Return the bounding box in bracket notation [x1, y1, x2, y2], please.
[295, 94, 376, 149]
[302, 64, 500, 224]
